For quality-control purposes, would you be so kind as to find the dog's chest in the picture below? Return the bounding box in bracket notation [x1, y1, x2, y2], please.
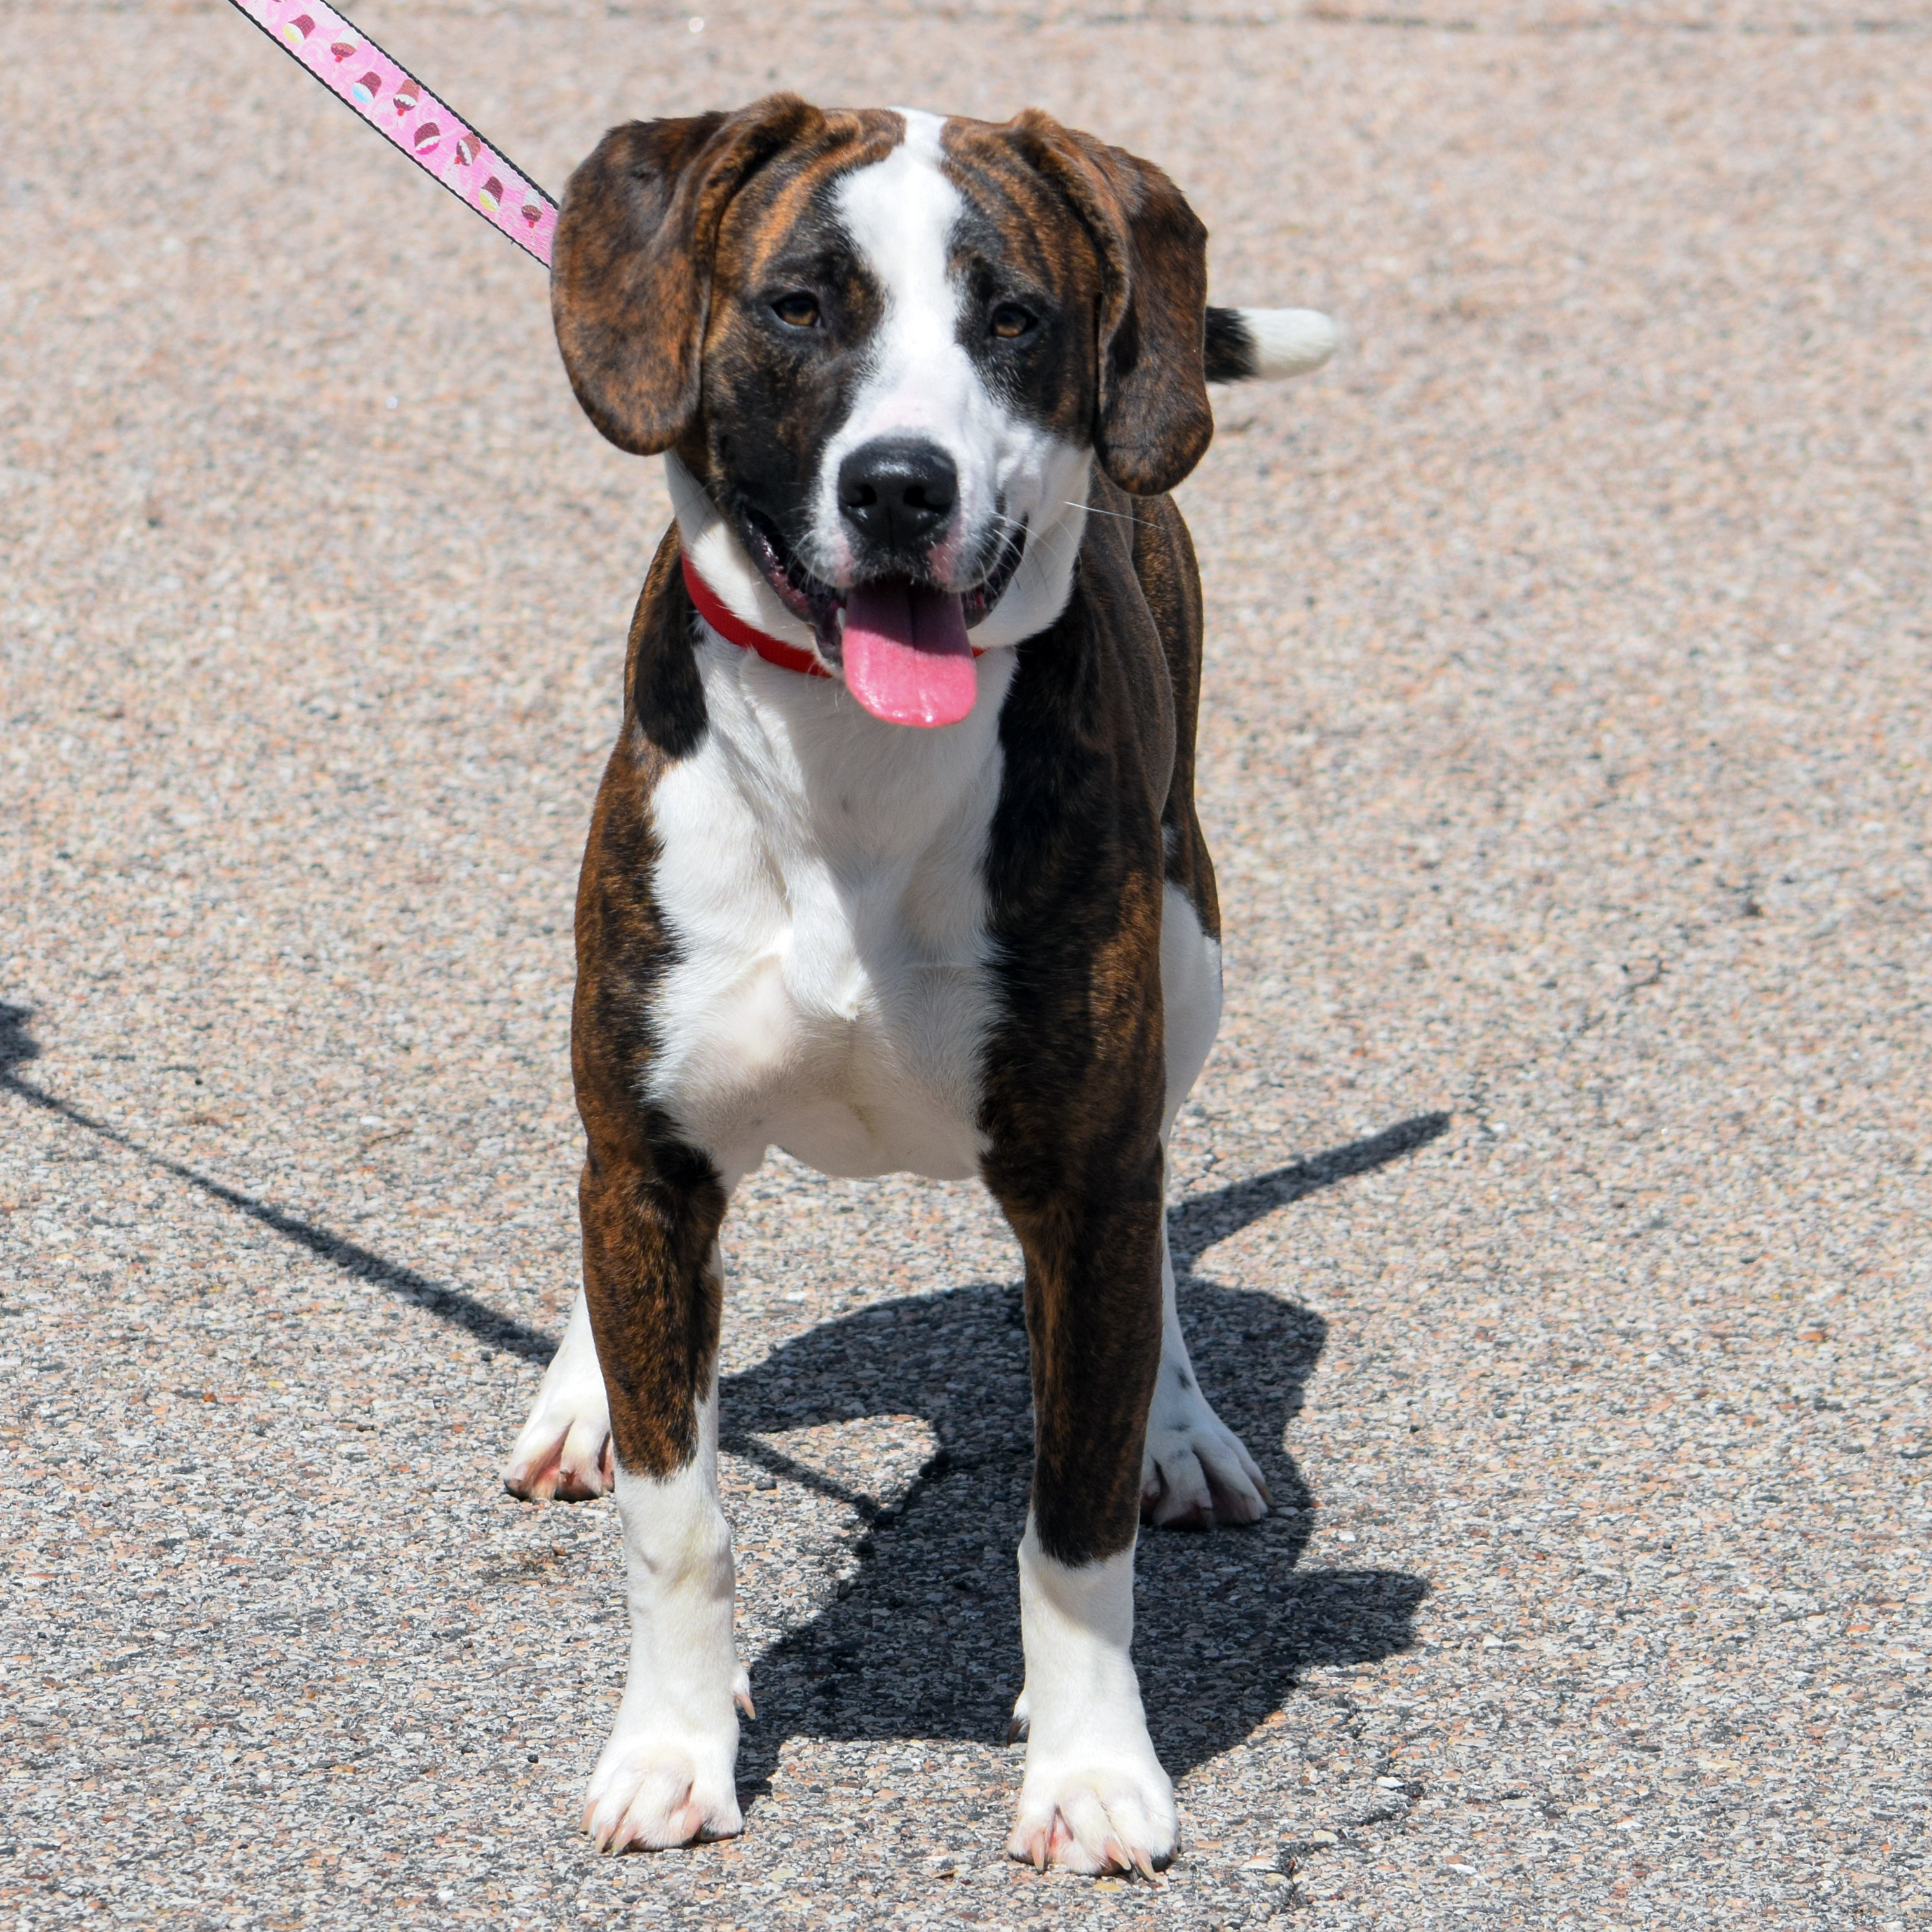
[643, 644, 1016, 1185]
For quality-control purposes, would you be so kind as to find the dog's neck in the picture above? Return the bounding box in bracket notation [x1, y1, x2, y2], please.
[666, 454, 822, 655]
[663, 452, 1092, 665]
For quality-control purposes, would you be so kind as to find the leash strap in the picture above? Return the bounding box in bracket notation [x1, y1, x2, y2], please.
[220, 0, 558, 268]
[221, 8, 968, 693]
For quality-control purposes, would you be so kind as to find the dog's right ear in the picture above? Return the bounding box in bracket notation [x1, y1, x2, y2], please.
[552, 95, 824, 456]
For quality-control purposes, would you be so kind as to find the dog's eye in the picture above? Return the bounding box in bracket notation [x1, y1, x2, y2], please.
[990, 303, 1035, 341]
[773, 292, 821, 329]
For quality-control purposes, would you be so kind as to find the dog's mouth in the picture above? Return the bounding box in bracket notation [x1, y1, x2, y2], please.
[738, 507, 1026, 730]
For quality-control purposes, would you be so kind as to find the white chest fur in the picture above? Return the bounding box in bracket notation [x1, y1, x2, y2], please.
[645, 627, 1018, 1189]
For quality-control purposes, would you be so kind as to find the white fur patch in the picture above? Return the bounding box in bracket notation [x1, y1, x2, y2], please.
[584, 1374, 751, 1853]
[1159, 881, 1221, 1138]
[1236, 307, 1338, 381]
[1008, 1516, 1177, 1874]
[644, 622, 1013, 1185]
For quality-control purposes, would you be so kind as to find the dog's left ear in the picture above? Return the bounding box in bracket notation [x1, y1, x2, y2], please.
[553, 95, 826, 456]
[1009, 111, 1213, 496]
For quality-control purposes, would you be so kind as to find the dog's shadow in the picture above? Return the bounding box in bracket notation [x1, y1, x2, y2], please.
[720, 1117, 1442, 1795]
[0, 1001, 41, 1084]
[0, 990, 1432, 1790]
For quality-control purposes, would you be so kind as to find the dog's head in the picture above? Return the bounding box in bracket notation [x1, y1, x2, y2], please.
[552, 97, 1214, 724]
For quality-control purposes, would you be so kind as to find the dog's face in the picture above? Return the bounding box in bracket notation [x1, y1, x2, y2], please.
[552, 99, 1213, 718]
[695, 109, 1104, 641]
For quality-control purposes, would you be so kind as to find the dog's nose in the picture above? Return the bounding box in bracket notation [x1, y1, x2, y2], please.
[836, 438, 958, 559]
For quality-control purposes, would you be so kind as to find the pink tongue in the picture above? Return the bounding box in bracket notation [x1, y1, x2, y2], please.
[841, 582, 977, 728]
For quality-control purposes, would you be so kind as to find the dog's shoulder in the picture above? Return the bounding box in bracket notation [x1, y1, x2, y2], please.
[998, 477, 1176, 788]
[572, 525, 704, 1124]
[987, 473, 1214, 934]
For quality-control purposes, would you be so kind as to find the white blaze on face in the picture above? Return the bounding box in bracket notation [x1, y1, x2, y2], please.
[815, 108, 1090, 651]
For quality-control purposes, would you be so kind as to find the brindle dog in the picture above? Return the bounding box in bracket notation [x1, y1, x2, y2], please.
[501, 95, 1334, 1875]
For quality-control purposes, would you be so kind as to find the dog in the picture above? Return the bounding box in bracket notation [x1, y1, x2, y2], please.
[500, 95, 1335, 1875]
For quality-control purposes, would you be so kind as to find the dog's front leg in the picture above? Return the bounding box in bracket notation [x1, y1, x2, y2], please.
[575, 1138, 749, 1854]
[997, 1167, 1178, 1877]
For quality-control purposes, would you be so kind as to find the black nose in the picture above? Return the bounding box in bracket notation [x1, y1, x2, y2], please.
[836, 437, 958, 559]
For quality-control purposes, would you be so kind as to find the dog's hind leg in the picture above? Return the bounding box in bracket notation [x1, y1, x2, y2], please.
[1139, 883, 1270, 1528]
[503, 1289, 615, 1502]
[1140, 1222, 1270, 1527]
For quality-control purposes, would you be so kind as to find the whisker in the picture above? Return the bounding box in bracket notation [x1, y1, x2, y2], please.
[970, 504, 1087, 594]
[986, 512, 1079, 578]
[1012, 520, 1078, 576]
[1071, 500, 1150, 528]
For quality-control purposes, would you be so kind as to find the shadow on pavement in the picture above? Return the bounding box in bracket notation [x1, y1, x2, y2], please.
[1169, 1112, 1450, 1267]
[0, 1000, 552, 1360]
[4, 992, 1436, 1780]
[719, 1115, 1445, 1793]
[1, 1000, 42, 1079]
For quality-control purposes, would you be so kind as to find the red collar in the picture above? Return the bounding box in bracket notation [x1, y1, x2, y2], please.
[681, 552, 831, 679]
[681, 551, 990, 681]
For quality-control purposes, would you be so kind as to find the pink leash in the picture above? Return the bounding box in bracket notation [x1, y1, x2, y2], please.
[220, 0, 557, 268]
[219, 2, 853, 688]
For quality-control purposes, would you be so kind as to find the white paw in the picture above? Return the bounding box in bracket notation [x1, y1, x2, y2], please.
[588, 1441, 749, 1853]
[503, 1295, 613, 1502]
[1140, 1382, 1269, 1530]
[583, 1712, 746, 1853]
[1009, 1528, 1178, 1877]
[1006, 1741, 1178, 1876]
[503, 1403, 612, 1502]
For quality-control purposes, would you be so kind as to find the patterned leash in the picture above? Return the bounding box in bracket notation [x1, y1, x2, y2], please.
[221, 0, 557, 268]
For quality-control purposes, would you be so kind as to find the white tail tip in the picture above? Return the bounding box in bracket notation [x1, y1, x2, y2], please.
[1239, 308, 1339, 380]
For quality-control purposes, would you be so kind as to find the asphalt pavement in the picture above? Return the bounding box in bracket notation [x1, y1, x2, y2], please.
[2, 1, 1928, 1926]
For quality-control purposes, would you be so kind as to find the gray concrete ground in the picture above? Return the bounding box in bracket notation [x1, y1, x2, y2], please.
[3, 1, 1929, 1926]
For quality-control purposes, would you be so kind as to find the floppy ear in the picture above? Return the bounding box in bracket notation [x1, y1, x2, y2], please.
[1009, 111, 1213, 496]
[552, 95, 825, 456]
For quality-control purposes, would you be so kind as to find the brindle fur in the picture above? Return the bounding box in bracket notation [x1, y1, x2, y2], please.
[981, 470, 1192, 1565]
[571, 531, 723, 1475]
[993, 112, 1215, 496]
[553, 99, 1223, 1552]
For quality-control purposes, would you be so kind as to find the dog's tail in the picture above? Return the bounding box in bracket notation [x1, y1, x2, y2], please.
[1204, 306, 1338, 383]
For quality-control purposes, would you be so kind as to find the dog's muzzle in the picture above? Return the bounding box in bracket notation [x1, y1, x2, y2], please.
[737, 473, 1026, 730]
